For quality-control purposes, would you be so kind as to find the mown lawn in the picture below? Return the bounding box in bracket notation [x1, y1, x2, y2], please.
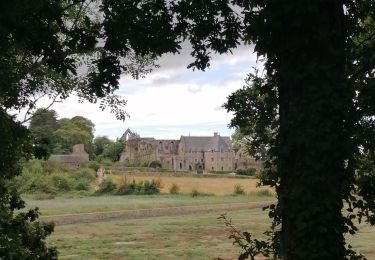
[48, 208, 375, 260]
[48, 208, 270, 260]
[24, 193, 274, 216]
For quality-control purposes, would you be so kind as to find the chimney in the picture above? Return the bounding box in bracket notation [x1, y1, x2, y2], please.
[214, 132, 219, 136]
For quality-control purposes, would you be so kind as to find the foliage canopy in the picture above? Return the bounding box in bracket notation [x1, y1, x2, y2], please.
[1, 0, 375, 259]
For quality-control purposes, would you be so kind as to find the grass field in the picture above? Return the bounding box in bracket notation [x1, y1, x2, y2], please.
[24, 193, 274, 216]
[48, 208, 271, 260]
[48, 208, 375, 260]
[23, 173, 373, 259]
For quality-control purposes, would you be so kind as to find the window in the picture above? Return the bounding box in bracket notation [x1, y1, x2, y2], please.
[221, 157, 224, 161]
[211, 158, 214, 162]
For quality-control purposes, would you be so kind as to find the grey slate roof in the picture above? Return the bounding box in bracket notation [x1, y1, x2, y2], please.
[50, 154, 87, 163]
[180, 135, 232, 152]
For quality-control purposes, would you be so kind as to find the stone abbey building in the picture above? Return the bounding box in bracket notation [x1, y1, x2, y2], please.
[119, 129, 260, 172]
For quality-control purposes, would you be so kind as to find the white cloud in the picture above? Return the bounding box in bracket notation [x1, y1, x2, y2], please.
[19, 45, 260, 141]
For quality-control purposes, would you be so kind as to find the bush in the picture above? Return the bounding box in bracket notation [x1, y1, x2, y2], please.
[235, 168, 257, 176]
[88, 160, 100, 172]
[71, 167, 96, 182]
[148, 160, 162, 168]
[43, 159, 67, 174]
[117, 176, 130, 194]
[97, 178, 117, 194]
[169, 183, 180, 194]
[15, 167, 34, 192]
[117, 178, 160, 195]
[97, 158, 113, 166]
[31, 176, 57, 194]
[74, 179, 91, 191]
[142, 180, 160, 195]
[233, 184, 245, 195]
[51, 173, 71, 191]
[190, 189, 200, 197]
[30, 160, 44, 175]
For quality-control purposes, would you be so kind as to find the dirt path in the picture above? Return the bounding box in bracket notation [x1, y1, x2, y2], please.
[40, 201, 272, 225]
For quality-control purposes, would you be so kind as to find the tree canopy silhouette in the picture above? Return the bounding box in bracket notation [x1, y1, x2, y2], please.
[1, 0, 374, 259]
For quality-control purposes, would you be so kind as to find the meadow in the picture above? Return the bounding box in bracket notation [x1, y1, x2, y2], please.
[110, 173, 269, 196]
[19, 165, 374, 259]
[25, 193, 272, 216]
[47, 208, 375, 260]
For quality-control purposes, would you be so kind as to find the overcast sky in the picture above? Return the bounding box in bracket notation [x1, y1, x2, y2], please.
[30, 44, 259, 140]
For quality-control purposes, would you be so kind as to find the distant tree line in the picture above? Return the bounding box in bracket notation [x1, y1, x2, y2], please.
[29, 108, 123, 162]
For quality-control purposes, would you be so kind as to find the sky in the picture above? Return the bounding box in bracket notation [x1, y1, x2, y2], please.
[27, 44, 259, 140]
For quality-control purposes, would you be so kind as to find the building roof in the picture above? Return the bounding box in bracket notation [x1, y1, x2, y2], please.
[50, 154, 87, 163]
[180, 135, 232, 152]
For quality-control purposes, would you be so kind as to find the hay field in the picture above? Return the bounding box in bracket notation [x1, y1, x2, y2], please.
[111, 173, 271, 196]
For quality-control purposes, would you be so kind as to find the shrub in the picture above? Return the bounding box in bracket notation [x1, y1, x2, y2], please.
[88, 160, 100, 172]
[74, 179, 91, 191]
[233, 184, 245, 195]
[71, 167, 96, 182]
[32, 176, 57, 194]
[16, 167, 34, 192]
[97, 158, 113, 166]
[43, 159, 67, 174]
[190, 189, 200, 197]
[148, 160, 162, 168]
[30, 160, 44, 175]
[117, 178, 160, 195]
[235, 168, 257, 176]
[117, 176, 131, 194]
[142, 180, 160, 195]
[169, 183, 180, 194]
[51, 173, 71, 191]
[97, 178, 117, 194]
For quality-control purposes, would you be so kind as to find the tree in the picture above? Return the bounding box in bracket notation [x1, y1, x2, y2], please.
[231, 128, 244, 153]
[93, 136, 113, 157]
[91, 2, 375, 257]
[224, 1, 375, 258]
[99, 139, 124, 162]
[1, 0, 374, 259]
[0, 111, 57, 259]
[0, 1, 155, 257]
[93, 136, 123, 162]
[53, 116, 95, 157]
[29, 108, 59, 159]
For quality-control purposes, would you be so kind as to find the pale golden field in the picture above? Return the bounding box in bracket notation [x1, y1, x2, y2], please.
[110, 173, 273, 196]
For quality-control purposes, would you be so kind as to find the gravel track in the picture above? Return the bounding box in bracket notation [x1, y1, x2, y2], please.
[40, 201, 272, 225]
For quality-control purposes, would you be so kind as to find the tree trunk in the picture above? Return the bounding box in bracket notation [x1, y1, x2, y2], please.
[275, 1, 350, 258]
